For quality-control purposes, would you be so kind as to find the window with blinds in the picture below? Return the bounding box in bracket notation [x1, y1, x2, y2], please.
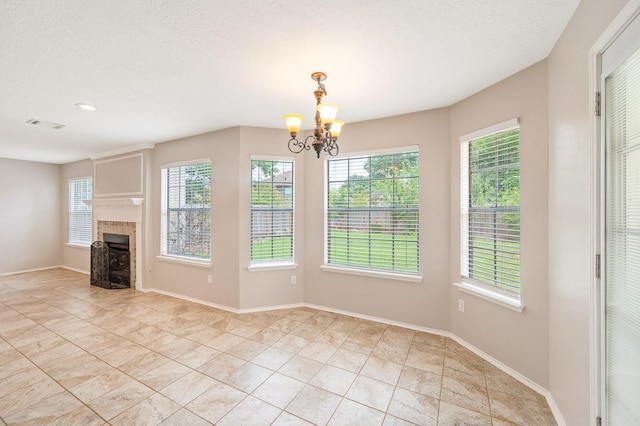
[250, 159, 294, 264]
[326, 150, 420, 274]
[604, 39, 640, 425]
[161, 161, 211, 260]
[68, 177, 93, 245]
[460, 120, 520, 295]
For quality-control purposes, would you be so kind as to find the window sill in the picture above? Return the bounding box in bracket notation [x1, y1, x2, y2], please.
[156, 255, 212, 269]
[66, 242, 90, 249]
[453, 281, 524, 313]
[247, 262, 297, 272]
[321, 265, 423, 283]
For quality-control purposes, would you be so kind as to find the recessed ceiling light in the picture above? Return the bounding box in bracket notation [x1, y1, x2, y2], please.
[76, 103, 97, 111]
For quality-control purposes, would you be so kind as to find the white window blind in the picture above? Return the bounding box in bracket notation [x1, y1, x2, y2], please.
[326, 151, 420, 274]
[161, 161, 211, 260]
[250, 159, 294, 264]
[460, 121, 520, 295]
[604, 42, 640, 425]
[68, 177, 92, 245]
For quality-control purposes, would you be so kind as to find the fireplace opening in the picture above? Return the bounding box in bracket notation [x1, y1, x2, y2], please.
[91, 233, 131, 289]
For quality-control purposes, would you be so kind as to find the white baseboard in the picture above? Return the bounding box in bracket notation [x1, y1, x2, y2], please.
[145, 287, 304, 315]
[447, 335, 566, 425]
[61, 265, 89, 275]
[303, 302, 449, 338]
[0, 265, 69, 276]
[545, 393, 567, 426]
[0, 265, 91, 277]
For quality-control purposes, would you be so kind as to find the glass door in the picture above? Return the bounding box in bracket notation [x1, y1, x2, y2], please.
[602, 13, 640, 425]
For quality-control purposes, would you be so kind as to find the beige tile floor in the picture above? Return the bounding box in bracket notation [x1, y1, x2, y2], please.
[0, 268, 556, 425]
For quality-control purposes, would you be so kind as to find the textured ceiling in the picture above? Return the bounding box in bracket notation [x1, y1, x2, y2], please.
[0, 0, 580, 164]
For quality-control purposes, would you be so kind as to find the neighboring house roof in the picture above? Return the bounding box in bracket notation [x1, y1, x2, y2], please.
[264, 171, 293, 184]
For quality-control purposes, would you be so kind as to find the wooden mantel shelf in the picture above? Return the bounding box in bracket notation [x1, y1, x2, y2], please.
[83, 198, 144, 206]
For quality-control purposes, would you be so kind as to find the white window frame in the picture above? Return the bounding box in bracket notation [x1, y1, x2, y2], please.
[248, 156, 296, 270]
[159, 159, 211, 265]
[321, 146, 422, 282]
[457, 118, 524, 312]
[68, 176, 93, 246]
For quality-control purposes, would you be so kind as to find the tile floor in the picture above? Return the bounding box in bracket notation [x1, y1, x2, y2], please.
[0, 268, 556, 425]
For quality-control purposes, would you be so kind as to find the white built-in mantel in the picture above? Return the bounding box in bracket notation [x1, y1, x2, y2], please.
[84, 198, 144, 290]
[83, 197, 144, 223]
[83, 197, 144, 208]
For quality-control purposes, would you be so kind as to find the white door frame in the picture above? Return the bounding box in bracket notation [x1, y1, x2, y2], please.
[589, 1, 640, 424]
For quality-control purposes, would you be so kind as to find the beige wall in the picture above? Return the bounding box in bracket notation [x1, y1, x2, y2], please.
[547, 0, 629, 424]
[237, 126, 306, 310]
[61, 158, 93, 273]
[303, 109, 452, 330]
[0, 158, 61, 274]
[449, 60, 549, 387]
[150, 128, 240, 308]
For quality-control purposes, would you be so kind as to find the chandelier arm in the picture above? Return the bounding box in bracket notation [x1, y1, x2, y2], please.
[326, 138, 339, 156]
[288, 137, 308, 154]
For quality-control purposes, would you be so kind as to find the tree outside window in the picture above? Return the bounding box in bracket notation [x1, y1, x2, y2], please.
[327, 151, 419, 273]
[162, 162, 211, 260]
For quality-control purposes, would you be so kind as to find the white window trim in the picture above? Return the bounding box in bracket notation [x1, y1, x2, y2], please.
[65, 242, 91, 249]
[459, 118, 522, 304]
[329, 144, 420, 159]
[156, 255, 212, 268]
[160, 158, 212, 169]
[454, 281, 524, 313]
[251, 154, 295, 162]
[323, 145, 421, 276]
[247, 262, 298, 272]
[321, 264, 423, 283]
[160, 159, 212, 261]
[68, 176, 93, 246]
[249, 157, 296, 267]
[459, 118, 519, 143]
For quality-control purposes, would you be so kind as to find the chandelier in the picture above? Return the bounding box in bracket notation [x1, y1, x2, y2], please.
[283, 72, 344, 158]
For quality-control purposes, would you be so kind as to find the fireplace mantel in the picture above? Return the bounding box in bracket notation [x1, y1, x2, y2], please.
[84, 198, 144, 223]
[84, 198, 144, 207]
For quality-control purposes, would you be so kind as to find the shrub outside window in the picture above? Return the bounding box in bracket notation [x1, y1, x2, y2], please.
[161, 161, 211, 260]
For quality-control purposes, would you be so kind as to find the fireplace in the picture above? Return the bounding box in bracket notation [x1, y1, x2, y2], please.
[84, 198, 144, 290]
[91, 233, 131, 289]
[96, 221, 137, 286]
[105, 233, 130, 286]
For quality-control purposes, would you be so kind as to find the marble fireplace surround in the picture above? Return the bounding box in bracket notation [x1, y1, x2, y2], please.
[84, 198, 144, 290]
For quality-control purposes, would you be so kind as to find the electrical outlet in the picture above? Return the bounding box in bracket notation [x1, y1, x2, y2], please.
[207, 274, 212, 284]
[290, 275, 297, 285]
[458, 299, 465, 313]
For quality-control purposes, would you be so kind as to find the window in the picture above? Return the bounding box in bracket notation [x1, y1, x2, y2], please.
[161, 161, 211, 260]
[68, 177, 93, 245]
[326, 149, 420, 274]
[460, 119, 520, 296]
[250, 159, 294, 264]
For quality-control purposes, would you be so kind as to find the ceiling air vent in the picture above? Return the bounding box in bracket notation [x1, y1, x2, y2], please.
[26, 119, 65, 130]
